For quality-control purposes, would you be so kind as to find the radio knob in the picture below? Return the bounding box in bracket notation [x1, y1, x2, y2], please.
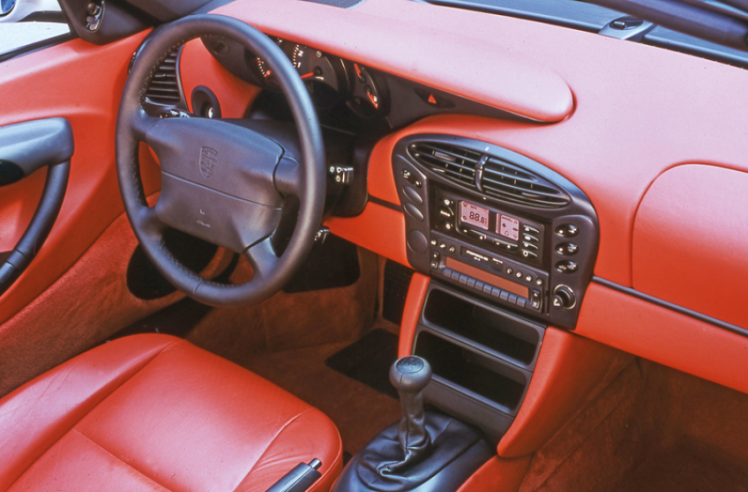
[552, 285, 576, 310]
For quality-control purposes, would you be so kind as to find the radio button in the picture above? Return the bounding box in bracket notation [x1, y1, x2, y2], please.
[556, 260, 579, 273]
[500, 291, 509, 301]
[407, 230, 428, 254]
[555, 224, 579, 237]
[403, 186, 423, 205]
[483, 284, 493, 295]
[508, 294, 518, 305]
[515, 271, 523, 279]
[516, 297, 527, 308]
[442, 268, 453, 278]
[402, 169, 422, 188]
[491, 287, 501, 298]
[458, 274, 469, 285]
[556, 243, 579, 255]
[467, 229, 488, 241]
[525, 275, 532, 282]
[450, 270, 461, 281]
[474, 281, 485, 291]
[404, 203, 424, 222]
[467, 278, 476, 288]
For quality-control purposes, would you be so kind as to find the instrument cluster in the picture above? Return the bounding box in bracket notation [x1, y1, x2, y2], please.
[245, 37, 389, 117]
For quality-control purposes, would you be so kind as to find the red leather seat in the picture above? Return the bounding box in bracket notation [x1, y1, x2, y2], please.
[0, 334, 342, 492]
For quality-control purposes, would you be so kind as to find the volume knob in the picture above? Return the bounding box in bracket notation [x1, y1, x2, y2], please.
[552, 285, 576, 310]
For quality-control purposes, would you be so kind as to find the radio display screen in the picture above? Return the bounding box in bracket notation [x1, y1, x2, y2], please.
[459, 201, 489, 230]
[498, 215, 520, 241]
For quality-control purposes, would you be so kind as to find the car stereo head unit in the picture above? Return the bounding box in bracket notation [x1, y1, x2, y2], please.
[392, 134, 599, 329]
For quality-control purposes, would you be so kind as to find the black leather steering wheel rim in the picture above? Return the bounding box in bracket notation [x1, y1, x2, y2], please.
[116, 15, 326, 307]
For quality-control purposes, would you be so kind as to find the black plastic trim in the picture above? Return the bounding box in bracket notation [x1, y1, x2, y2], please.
[368, 195, 402, 212]
[592, 277, 748, 339]
[0, 33, 76, 64]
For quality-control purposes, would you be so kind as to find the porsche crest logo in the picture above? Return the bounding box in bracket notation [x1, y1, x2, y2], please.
[199, 146, 218, 179]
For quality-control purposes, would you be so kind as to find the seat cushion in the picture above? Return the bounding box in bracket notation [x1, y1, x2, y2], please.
[0, 334, 342, 492]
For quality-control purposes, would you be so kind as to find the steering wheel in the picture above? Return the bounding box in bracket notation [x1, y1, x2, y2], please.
[116, 15, 326, 307]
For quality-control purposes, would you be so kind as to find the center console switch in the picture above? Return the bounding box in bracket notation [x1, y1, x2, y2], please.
[393, 134, 599, 329]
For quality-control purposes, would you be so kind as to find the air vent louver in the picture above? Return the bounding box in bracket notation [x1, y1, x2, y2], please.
[408, 142, 480, 189]
[145, 49, 182, 106]
[409, 141, 570, 209]
[482, 157, 570, 209]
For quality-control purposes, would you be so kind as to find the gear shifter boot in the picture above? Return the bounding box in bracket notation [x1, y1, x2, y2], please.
[330, 356, 494, 492]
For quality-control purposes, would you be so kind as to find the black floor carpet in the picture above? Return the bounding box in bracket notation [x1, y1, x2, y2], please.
[325, 328, 400, 399]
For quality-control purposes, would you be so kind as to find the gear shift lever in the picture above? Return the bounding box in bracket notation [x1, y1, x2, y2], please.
[383, 356, 433, 474]
[331, 355, 493, 492]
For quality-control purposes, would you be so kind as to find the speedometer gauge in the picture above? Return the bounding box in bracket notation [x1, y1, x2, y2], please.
[290, 44, 348, 109]
[251, 37, 286, 88]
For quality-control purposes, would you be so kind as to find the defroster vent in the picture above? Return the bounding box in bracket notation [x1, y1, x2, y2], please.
[408, 140, 570, 209]
[145, 48, 183, 106]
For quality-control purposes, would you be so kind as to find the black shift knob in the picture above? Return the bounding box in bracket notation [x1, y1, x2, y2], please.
[386, 356, 433, 472]
[390, 356, 432, 394]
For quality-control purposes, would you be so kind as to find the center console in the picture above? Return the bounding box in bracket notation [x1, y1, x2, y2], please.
[331, 135, 599, 492]
[392, 134, 599, 330]
[390, 134, 599, 446]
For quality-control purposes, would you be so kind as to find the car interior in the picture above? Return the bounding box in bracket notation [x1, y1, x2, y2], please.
[1, 0, 748, 491]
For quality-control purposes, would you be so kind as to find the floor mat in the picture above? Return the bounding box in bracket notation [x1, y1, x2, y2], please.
[242, 338, 402, 454]
[325, 328, 400, 400]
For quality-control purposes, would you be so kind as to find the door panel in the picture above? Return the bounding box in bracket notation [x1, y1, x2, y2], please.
[0, 33, 162, 326]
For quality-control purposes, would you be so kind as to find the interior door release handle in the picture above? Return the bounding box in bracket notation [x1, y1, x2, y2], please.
[0, 118, 73, 296]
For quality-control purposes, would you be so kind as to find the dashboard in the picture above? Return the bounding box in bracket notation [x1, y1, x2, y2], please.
[171, 0, 748, 399]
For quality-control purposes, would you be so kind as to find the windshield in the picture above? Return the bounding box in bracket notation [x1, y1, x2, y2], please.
[423, 0, 748, 69]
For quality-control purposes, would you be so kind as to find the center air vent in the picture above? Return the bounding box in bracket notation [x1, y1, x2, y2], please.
[408, 142, 480, 189]
[408, 140, 570, 209]
[481, 157, 569, 209]
[145, 48, 183, 106]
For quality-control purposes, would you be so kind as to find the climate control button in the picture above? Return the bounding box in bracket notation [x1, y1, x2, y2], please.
[555, 243, 579, 255]
[555, 224, 579, 237]
[556, 260, 579, 273]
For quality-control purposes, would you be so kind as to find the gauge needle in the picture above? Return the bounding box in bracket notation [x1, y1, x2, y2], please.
[300, 72, 315, 80]
[264, 70, 272, 78]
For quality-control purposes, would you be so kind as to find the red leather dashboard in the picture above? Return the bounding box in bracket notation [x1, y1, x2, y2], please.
[203, 0, 748, 394]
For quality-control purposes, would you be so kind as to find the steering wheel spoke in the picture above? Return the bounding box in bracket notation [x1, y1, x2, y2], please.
[274, 158, 302, 198]
[131, 108, 161, 142]
[133, 204, 167, 236]
[245, 237, 280, 281]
